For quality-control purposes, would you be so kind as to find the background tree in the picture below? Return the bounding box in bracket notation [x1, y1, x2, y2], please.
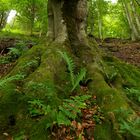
[0, 0, 10, 30]
[88, 0, 108, 39]
[121, 0, 140, 40]
[11, 0, 48, 35]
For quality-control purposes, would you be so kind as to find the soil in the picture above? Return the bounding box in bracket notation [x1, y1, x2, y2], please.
[100, 38, 140, 68]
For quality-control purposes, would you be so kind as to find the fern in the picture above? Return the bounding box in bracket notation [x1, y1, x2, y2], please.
[57, 111, 71, 125]
[114, 108, 140, 138]
[126, 88, 140, 103]
[0, 74, 25, 87]
[8, 47, 21, 56]
[58, 51, 86, 91]
[72, 68, 86, 91]
[119, 119, 140, 137]
[57, 95, 91, 125]
[58, 51, 75, 86]
[28, 95, 91, 126]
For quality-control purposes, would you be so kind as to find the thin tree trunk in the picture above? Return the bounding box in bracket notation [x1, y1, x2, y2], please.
[131, 0, 140, 33]
[135, 0, 140, 7]
[97, 0, 103, 40]
[30, 2, 35, 35]
[0, 12, 4, 30]
[122, 0, 140, 40]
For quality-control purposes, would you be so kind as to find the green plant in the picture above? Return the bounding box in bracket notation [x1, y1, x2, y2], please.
[28, 95, 91, 126]
[8, 47, 21, 58]
[126, 88, 140, 103]
[98, 60, 118, 85]
[114, 108, 140, 138]
[28, 100, 51, 117]
[8, 41, 28, 61]
[0, 74, 25, 87]
[119, 118, 140, 137]
[58, 51, 86, 91]
[57, 95, 91, 125]
[22, 60, 39, 68]
[0, 55, 10, 64]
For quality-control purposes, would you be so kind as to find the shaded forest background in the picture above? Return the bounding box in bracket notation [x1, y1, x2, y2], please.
[0, 0, 140, 40]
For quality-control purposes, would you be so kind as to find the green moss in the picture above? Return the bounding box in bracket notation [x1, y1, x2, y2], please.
[1, 37, 140, 140]
[8, 45, 44, 76]
[94, 121, 123, 140]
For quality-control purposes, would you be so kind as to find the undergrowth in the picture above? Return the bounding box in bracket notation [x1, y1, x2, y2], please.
[125, 88, 140, 105]
[114, 108, 140, 138]
[28, 95, 91, 125]
[58, 51, 86, 91]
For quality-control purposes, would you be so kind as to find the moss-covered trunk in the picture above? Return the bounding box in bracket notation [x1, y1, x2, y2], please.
[0, 0, 140, 140]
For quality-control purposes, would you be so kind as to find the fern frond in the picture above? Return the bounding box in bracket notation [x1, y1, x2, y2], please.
[57, 112, 71, 125]
[58, 51, 87, 91]
[58, 51, 75, 86]
[59, 106, 77, 119]
[0, 74, 25, 87]
[71, 68, 86, 91]
[72, 95, 91, 102]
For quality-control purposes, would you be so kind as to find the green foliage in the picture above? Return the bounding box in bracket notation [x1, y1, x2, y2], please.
[114, 108, 140, 138]
[58, 51, 86, 91]
[119, 118, 140, 137]
[28, 95, 91, 127]
[125, 88, 140, 103]
[57, 95, 91, 125]
[8, 47, 21, 59]
[22, 60, 39, 68]
[0, 74, 25, 87]
[25, 80, 59, 106]
[0, 40, 29, 64]
[8, 41, 29, 60]
[13, 131, 25, 140]
[88, 0, 130, 39]
[9, 0, 48, 35]
[0, 0, 10, 30]
[28, 100, 51, 117]
[0, 55, 10, 64]
[98, 60, 118, 84]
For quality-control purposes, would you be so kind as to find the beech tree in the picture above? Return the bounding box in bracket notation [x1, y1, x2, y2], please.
[0, 0, 10, 30]
[121, 0, 140, 40]
[0, 0, 140, 140]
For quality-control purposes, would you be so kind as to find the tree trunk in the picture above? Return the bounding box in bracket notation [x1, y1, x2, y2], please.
[0, 12, 9, 30]
[122, 0, 140, 40]
[97, 0, 103, 40]
[47, 0, 88, 45]
[131, 0, 140, 34]
[0, 1, 140, 140]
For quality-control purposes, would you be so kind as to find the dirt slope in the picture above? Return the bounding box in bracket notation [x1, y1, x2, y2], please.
[101, 39, 140, 67]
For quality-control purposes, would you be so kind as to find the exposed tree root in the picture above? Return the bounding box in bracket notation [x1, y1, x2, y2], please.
[0, 39, 140, 140]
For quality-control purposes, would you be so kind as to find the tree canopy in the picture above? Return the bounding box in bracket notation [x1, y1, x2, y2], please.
[0, 0, 139, 40]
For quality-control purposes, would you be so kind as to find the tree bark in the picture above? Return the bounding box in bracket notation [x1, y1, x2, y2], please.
[47, 0, 88, 45]
[122, 0, 140, 40]
[0, 12, 9, 30]
[131, 0, 140, 33]
[0, 1, 140, 140]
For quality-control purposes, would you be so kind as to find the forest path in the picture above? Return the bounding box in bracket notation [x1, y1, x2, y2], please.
[100, 39, 140, 68]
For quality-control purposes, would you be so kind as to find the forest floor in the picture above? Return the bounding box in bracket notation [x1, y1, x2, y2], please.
[0, 36, 37, 78]
[0, 35, 140, 139]
[1, 37, 140, 78]
[100, 38, 140, 68]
